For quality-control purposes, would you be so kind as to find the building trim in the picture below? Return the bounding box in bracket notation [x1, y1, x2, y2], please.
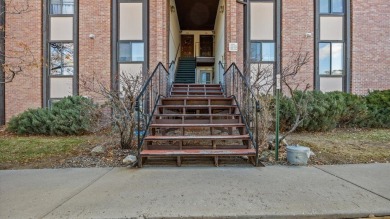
[314, 0, 350, 92]
[0, 0, 5, 125]
[112, 0, 148, 91]
[247, 0, 280, 92]
[345, 0, 351, 93]
[43, 0, 79, 107]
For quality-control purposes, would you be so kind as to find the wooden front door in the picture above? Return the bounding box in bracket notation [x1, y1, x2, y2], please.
[181, 35, 194, 58]
[200, 35, 213, 57]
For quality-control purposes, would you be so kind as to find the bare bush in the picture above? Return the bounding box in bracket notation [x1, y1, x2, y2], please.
[247, 45, 311, 149]
[82, 70, 144, 149]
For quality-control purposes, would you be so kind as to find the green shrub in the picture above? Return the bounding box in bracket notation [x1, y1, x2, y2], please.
[7, 96, 97, 135]
[334, 92, 368, 127]
[364, 90, 390, 128]
[278, 91, 370, 132]
[301, 91, 345, 131]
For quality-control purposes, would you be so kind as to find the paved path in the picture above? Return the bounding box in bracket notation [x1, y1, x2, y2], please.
[1, 164, 390, 219]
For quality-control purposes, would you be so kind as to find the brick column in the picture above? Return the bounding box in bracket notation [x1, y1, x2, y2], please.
[149, 0, 169, 71]
[351, 0, 390, 95]
[5, 1, 42, 121]
[78, 0, 111, 103]
[281, 0, 315, 90]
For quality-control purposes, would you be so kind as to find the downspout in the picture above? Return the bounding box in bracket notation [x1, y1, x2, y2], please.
[0, 0, 6, 125]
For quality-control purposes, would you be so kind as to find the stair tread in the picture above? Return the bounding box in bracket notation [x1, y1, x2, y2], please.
[153, 114, 240, 116]
[140, 149, 256, 156]
[150, 123, 245, 127]
[162, 97, 230, 100]
[145, 135, 249, 140]
[158, 105, 237, 108]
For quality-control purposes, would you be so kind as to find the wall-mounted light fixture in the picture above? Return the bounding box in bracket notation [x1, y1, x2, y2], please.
[219, 5, 224, 13]
[171, 5, 175, 13]
[89, 34, 95, 39]
[305, 32, 312, 38]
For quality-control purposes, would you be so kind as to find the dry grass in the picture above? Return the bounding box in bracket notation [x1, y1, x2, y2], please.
[287, 129, 390, 165]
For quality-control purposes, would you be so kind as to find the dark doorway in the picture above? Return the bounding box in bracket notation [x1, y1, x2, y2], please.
[181, 35, 194, 58]
[200, 35, 213, 57]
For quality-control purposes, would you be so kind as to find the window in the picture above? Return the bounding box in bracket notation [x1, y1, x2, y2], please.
[319, 0, 344, 14]
[319, 43, 344, 75]
[250, 42, 275, 62]
[50, 0, 74, 15]
[50, 43, 74, 75]
[119, 42, 144, 62]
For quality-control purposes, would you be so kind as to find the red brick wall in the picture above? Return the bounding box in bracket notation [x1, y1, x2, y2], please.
[5, 0, 42, 121]
[149, 0, 169, 70]
[351, 0, 390, 95]
[78, 0, 111, 103]
[225, 0, 244, 69]
[281, 0, 315, 91]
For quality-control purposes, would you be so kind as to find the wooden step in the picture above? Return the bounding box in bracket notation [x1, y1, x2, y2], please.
[158, 105, 237, 108]
[173, 84, 221, 87]
[153, 114, 239, 116]
[146, 145, 249, 150]
[140, 149, 256, 156]
[162, 97, 232, 100]
[144, 135, 249, 141]
[150, 123, 246, 128]
[170, 95, 224, 97]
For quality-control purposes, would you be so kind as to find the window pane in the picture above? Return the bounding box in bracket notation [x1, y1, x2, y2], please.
[250, 43, 261, 62]
[50, 43, 62, 75]
[50, 0, 62, 14]
[262, 43, 275, 61]
[119, 43, 131, 62]
[62, 0, 74, 14]
[332, 43, 344, 75]
[332, 0, 343, 13]
[319, 0, 330, 13]
[319, 43, 331, 75]
[62, 43, 74, 75]
[132, 43, 144, 61]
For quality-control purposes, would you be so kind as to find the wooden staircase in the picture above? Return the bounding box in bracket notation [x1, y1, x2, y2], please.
[139, 84, 257, 167]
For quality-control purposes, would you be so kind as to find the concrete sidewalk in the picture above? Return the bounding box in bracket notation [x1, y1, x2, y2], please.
[1, 164, 389, 219]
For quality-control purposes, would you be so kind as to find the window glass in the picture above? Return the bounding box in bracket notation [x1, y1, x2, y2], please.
[262, 43, 275, 61]
[50, 43, 62, 75]
[50, 0, 62, 14]
[50, 0, 74, 14]
[250, 43, 261, 62]
[119, 43, 131, 62]
[132, 43, 144, 61]
[62, 0, 75, 14]
[50, 43, 74, 75]
[319, 0, 330, 13]
[332, 0, 344, 13]
[62, 43, 74, 75]
[319, 43, 331, 75]
[332, 43, 344, 75]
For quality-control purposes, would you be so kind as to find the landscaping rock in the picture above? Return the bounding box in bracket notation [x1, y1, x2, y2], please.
[267, 135, 288, 150]
[123, 155, 137, 165]
[91, 145, 106, 156]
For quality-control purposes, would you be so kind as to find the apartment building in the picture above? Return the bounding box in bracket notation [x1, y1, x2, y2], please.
[0, 0, 389, 125]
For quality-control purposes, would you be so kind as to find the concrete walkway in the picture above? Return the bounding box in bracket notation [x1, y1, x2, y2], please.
[1, 164, 390, 219]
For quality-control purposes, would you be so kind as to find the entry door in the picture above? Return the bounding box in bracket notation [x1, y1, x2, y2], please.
[200, 71, 212, 84]
[200, 35, 213, 57]
[181, 35, 194, 57]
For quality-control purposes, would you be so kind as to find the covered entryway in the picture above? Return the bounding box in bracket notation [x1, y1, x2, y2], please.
[169, 0, 225, 84]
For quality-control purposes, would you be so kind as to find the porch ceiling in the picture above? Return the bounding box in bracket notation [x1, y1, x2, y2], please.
[175, 0, 219, 30]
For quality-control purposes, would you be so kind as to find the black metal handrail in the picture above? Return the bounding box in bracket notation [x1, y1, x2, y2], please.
[220, 63, 261, 166]
[135, 62, 171, 158]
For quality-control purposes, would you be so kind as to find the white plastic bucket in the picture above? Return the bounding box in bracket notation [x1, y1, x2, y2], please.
[287, 145, 311, 165]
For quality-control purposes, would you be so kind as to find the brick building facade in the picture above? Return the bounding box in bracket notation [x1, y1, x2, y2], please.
[0, 0, 389, 125]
